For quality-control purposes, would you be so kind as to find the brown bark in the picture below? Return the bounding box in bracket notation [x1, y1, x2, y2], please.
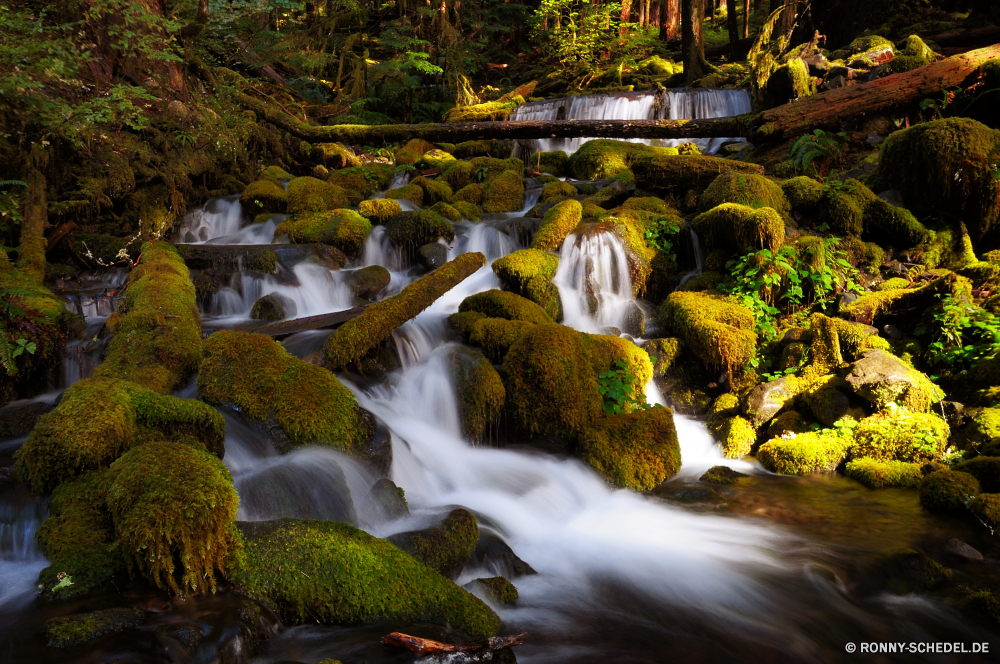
[382, 632, 528, 656]
[621, 0, 633, 34]
[659, 0, 680, 41]
[726, 0, 739, 55]
[743, 0, 750, 38]
[19, 169, 47, 283]
[682, 0, 710, 82]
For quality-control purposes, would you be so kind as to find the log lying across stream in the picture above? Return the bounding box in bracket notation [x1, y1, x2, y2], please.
[229, 44, 1000, 146]
[381, 631, 528, 656]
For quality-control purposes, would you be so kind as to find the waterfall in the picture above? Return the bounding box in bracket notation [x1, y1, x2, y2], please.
[553, 231, 637, 334]
[205, 262, 354, 322]
[510, 88, 751, 155]
[676, 228, 705, 288]
[0, 469, 48, 610]
[177, 195, 245, 243]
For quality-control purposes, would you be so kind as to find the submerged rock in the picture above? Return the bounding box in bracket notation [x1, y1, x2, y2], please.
[417, 241, 449, 271]
[348, 265, 390, 300]
[250, 292, 296, 321]
[46, 608, 145, 648]
[699, 465, 749, 485]
[450, 346, 505, 443]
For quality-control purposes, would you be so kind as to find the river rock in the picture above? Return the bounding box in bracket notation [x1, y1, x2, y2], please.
[367, 478, 408, 519]
[250, 293, 296, 321]
[803, 384, 856, 427]
[944, 538, 983, 561]
[620, 302, 645, 336]
[844, 349, 921, 408]
[0, 401, 54, 438]
[743, 377, 795, 427]
[469, 529, 537, 578]
[417, 242, 449, 271]
[349, 265, 390, 299]
[388, 508, 479, 579]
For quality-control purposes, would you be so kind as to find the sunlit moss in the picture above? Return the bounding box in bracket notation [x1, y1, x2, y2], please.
[286, 176, 351, 215]
[579, 407, 681, 490]
[757, 431, 850, 475]
[389, 508, 479, 577]
[658, 291, 757, 376]
[274, 209, 372, 256]
[532, 199, 582, 252]
[459, 289, 553, 325]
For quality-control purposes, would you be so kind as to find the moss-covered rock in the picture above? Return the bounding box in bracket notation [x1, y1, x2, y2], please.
[395, 138, 437, 166]
[259, 165, 293, 182]
[718, 416, 757, 458]
[312, 143, 361, 169]
[324, 253, 486, 368]
[452, 201, 482, 221]
[468, 317, 537, 364]
[453, 183, 484, 205]
[534, 150, 569, 176]
[412, 176, 454, 205]
[388, 508, 479, 578]
[918, 469, 980, 511]
[239, 179, 287, 216]
[491, 249, 562, 321]
[45, 608, 145, 648]
[568, 140, 678, 180]
[358, 198, 401, 224]
[541, 180, 578, 202]
[844, 349, 938, 412]
[968, 493, 1000, 530]
[385, 183, 424, 206]
[274, 209, 371, 256]
[952, 456, 1000, 493]
[459, 289, 553, 325]
[845, 458, 923, 488]
[451, 346, 505, 442]
[431, 201, 462, 222]
[692, 203, 785, 255]
[658, 291, 757, 376]
[420, 149, 457, 169]
[232, 519, 501, 637]
[851, 408, 949, 463]
[698, 173, 790, 217]
[531, 199, 583, 252]
[481, 170, 525, 213]
[764, 58, 816, 106]
[782, 176, 825, 212]
[757, 431, 850, 475]
[285, 176, 350, 215]
[16, 377, 224, 494]
[466, 576, 518, 605]
[632, 153, 765, 194]
[386, 209, 455, 252]
[578, 407, 680, 491]
[453, 139, 511, 159]
[250, 293, 295, 321]
[349, 265, 391, 300]
[700, 465, 749, 484]
[327, 164, 394, 199]
[107, 441, 238, 594]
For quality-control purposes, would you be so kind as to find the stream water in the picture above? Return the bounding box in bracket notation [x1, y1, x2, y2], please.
[1, 173, 998, 661]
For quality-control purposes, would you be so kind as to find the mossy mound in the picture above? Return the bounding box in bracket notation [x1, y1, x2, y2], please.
[531, 199, 583, 252]
[578, 407, 681, 491]
[45, 608, 145, 648]
[969, 493, 1000, 530]
[259, 165, 294, 182]
[327, 164, 394, 199]
[359, 198, 401, 225]
[952, 457, 1000, 493]
[870, 118, 1000, 242]
[491, 249, 562, 321]
[851, 408, 949, 463]
[420, 149, 456, 169]
[199, 331, 371, 451]
[453, 183, 484, 205]
[441, 160, 475, 190]
[385, 183, 424, 206]
[658, 291, 757, 376]
[621, 196, 673, 214]
[453, 139, 511, 159]
[324, 253, 486, 368]
[481, 170, 525, 213]
[535, 150, 569, 176]
[845, 458, 923, 488]
[698, 173, 790, 216]
[431, 201, 462, 222]
[275, 209, 371, 256]
[444, 99, 522, 122]
[718, 416, 757, 458]
[451, 346, 505, 442]
[285, 176, 350, 215]
[918, 469, 980, 511]
[389, 508, 479, 578]
[631, 153, 765, 194]
[412, 176, 454, 205]
[542, 180, 578, 202]
[467, 576, 518, 605]
[700, 465, 749, 484]
[692, 203, 785, 255]
[458, 289, 554, 325]
[452, 201, 482, 221]
[312, 142, 361, 169]
[395, 138, 436, 166]
[95, 242, 201, 394]
[16, 377, 224, 494]
[467, 317, 538, 364]
[239, 179, 287, 216]
[757, 431, 850, 475]
[232, 519, 501, 637]
[568, 140, 677, 180]
[350, 265, 391, 300]
[782, 176, 825, 212]
[107, 441, 238, 594]
[386, 210, 455, 252]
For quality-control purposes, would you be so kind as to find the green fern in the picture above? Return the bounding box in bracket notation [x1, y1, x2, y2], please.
[789, 129, 848, 181]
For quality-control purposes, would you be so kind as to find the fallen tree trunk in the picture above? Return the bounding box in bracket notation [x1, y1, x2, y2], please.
[224, 44, 1000, 146]
[381, 631, 527, 656]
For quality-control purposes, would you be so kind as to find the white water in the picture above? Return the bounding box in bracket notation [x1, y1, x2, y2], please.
[553, 231, 636, 333]
[206, 262, 354, 321]
[178, 195, 245, 243]
[676, 228, 705, 288]
[510, 89, 751, 155]
[0, 456, 48, 611]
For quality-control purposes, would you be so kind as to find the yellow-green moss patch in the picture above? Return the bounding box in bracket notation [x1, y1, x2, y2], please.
[845, 458, 923, 488]
[532, 199, 583, 252]
[693, 203, 785, 254]
[579, 407, 680, 490]
[359, 198, 401, 224]
[274, 209, 371, 257]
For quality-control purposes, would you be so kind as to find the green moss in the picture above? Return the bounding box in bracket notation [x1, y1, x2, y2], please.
[841, 272, 969, 326]
[622, 197, 673, 214]
[453, 140, 510, 159]
[468, 576, 518, 605]
[719, 416, 757, 458]
[452, 201, 482, 221]
[324, 253, 486, 367]
[851, 409, 949, 463]
[845, 457, 924, 488]
[459, 289, 553, 325]
[542, 180, 578, 202]
[395, 138, 436, 166]
[578, 407, 680, 490]
[491, 249, 562, 321]
[568, 140, 681, 180]
[693, 203, 785, 255]
[658, 291, 757, 376]
[698, 173, 790, 217]
[240, 179, 288, 216]
[95, 242, 201, 394]
[430, 201, 461, 222]
[453, 183, 483, 205]
[699, 465, 749, 484]
[451, 347, 505, 442]
[782, 176, 825, 212]
[327, 164, 394, 199]
[420, 149, 456, 169]
[870, 118, 1000, 242]
[532, 199, 583, 252]
[481, 170, 524, 213]
[199, 331, 370, 451]
[952, 457, 1000, 493]
[274, 209, 371, 256]
[832, 35, 894, 62]
[285, 176, 351, 215]
[232, 519, 500, 636]
[534, 150, 569, 176]
[919, 469, 980, 511]
[757, 431, 850, 475]
[350, 265, 391, 299]
[964, 407, 1000, 447]
[448, 310, 488, 339]
[312, 143, 361, 168]
[107, 441, 238, 594]
[444, 98, 522, 122]
[259, 165, 294, 182]
[411, 176, 454, 205]
[45, 608, 145, 648]
[969, 493, 1000, 530]
[16, 377, 224, 494]
[386, 209, 455, 251]
[631, 153, 765, 194]
[441, 160, 476, 190]
[468, 318, 537, 364]
[358, 198, 401, 224]
[389, 508, 479, 577]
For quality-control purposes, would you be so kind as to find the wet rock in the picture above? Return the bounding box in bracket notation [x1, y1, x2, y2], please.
[388, 508, 479, 579]
[670, 487, 726, 505]
[348, 265, 390, 299]
[699, 465, 748, 485]
[368, 478, 408, 519]
[743, 377, 795, 427]
[469, 529, 536, 578]
[465, 576, 518, 606]
[599, 326, 622, 337]
[46, 607, 145, 648]
[250, 293, 296, 321]
[620, 302, 645, 336]
[166, 100, 189, 120]
[155, 622, 204, 662]
[417, 241, 449, 271]
[825, 74, 849, 89]
[837, 291, 859, 311]
[779, 342, 807, 370]
[0, 401, 54, 438]
[882, 324, 903, 339]
[941, 401, 966, 427]
[780, 327, 810, 344]
[865, 132, 884, 146]
[845, 349, 926, 409]
[944, 538, 983, 562]
[877, 189, 905, 207]
[189, 600, 277, 664]
[306, 243, 348, 270]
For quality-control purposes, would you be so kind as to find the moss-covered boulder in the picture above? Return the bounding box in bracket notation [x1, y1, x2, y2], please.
[250, 292, 296, 321]
[465, 576, 518, 605]
[757, 431, 850, 475]
[845, 458, 923, 489]
[698, 172, 790, 216]
[431, 201, 462, 222]
[45, 608, 145, 648]
[692, 203, 785, 255]
[969, 493, 1000, 530]
[578, 407, 681, 491]
[259, 165, 293, 182]
[782, 176, 825, 212]
[359, 198, 401, 225]
[844, 349, 938, 412]
[327, 164, 394, 199]
[312, 143, 361, 169]
[764, 58, 816, 107]
[919, 469, 980, 511]
[349, 265, 391, 300]
[232, 519, 501, 637]
[851, 408, 949, 463]
[450, 346, 505, 442]
[240, 179, 287, 216]
[199, 331, 372, 451]
[388, 508, 479, 578]
[16, 377, 224, 494]
[452, 201, 482, 221]
[658, 291, 757, 376]
[286, 176, 350, 215]
[542, 180, 577, 202]
[395, 138, 436, 166]
[385, 183, 424, 206]
[274, 209, 371, 256]
[632, 153, 765, 194]
[107, 441, 238, 594]
[870, 118, 1000, 242]
[531, 199, 583, 252]
[324, 253, 486, 368]
[535, 150, 569, 176]
[453, 139, 511, 159]
[412, 176, 454, 205]
[481, 170, 524, 213]
[952, 456, 1000, 493]
[568, 140, 674, 180]
[386, 209, 455, 252]
[453, 183, 484, 205]
[458, 289, 553, 325]
[491, 249, 562, 321]
[467, 317, 538, 364]
[700, 465, 749, 484]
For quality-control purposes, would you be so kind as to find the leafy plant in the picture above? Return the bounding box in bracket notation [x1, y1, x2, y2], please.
[598, 361, 651, 415]
[919, 87, 959, 120]
[0, 289, 41, 375]
[474, 166, 488, 183]
[644, 215, 681, 262]
[916, 292, 1000, 371]
[789, 129, 848, 181]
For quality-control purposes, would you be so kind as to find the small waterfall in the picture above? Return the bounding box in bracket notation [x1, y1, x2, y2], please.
[0, 476, 48, 610]
[676, 228, 705, 288]
[177, 195, 245, 243]
[449, 222, 525, 264]
[61, 320, 111, 388]
[553, 231, 636, 333]
[361, 226, 407, 272]
[510, 88, 751, 155]
[205, 263, 354, 321]
[205, 217, 280, 245]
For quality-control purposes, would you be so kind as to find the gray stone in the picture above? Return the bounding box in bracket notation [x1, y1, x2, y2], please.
[368, 478, 408, 520]
[743, 377, 795, 427]
[349, 265, 391, 299]
[620, 302, 645, 337]
[944, 538, 983, 561]
[883, 324, 903, 340]
[845, 349, 921, 407]
[877, 189, 905, 208]
[416, 241, 449, 271]
[250, 292, 296, 321]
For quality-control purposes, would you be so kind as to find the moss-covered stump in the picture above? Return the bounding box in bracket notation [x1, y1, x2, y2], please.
[199, 331, 371, 451]
[851, 408, 949, 463]
[467, 318, 538, 364]
[631, 153, 764, 194]
[919, 469, 980, 511]
[698, 172, 790, 217]
[481, 170, 525, 213]
[658, 291, 757, 376]
[578, 407, 680, 491]
[359, 198, 401, 224]
[386, 210, 456, 252]
[232, 519, 501, 637]
[531, 199, 583, 252]
[757, 431, 850, 475]
[94, 242, 201, 394]
[845, 458, 923, 489]
[450, 346, 505, 442]
[286, 177, 350, 215]
[870, 118, 1000, 243]
[491, 249, 562, 321]
[458, 290, 553, 325]
[388, 509, 479, 578]
[324, 253, 486, 368]
[952, 457, 1000, 493]
[45, 608, 145, 648]
[107, 442, 239, 594]
[274, 209, 371, 256]
[349, 265, 391, 300]
[240, 179, 287, 216]
[692, 203, 785, 255]
[16, 377, 224, 494]
[35, 469, 124, 599]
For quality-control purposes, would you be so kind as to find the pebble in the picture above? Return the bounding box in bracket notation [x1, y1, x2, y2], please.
[945, 538, 983, 561]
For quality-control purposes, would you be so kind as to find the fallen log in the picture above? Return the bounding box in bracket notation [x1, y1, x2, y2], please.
[246, 305, 368, 338]
[381, 631, 527, 656]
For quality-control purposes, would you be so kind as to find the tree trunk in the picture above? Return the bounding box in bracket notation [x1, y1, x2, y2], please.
[682, 0, 709, 82]
[743, 0, 750, 38]
[769, 0, 796, 40]
[19, 168, 47, 283]
[621, 0, 632, 34]
[660, 0, 680, 41]
[726, 0, 739, 54]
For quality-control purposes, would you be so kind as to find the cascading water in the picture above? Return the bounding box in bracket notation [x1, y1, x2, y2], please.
[177, 195, 245, 243]
[511, 88, 751, 155]
[205, 262, 355, 321]
[553, 231, 636, 333]
[676, 227, 705, 288]
[0, 441, 48, 611]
